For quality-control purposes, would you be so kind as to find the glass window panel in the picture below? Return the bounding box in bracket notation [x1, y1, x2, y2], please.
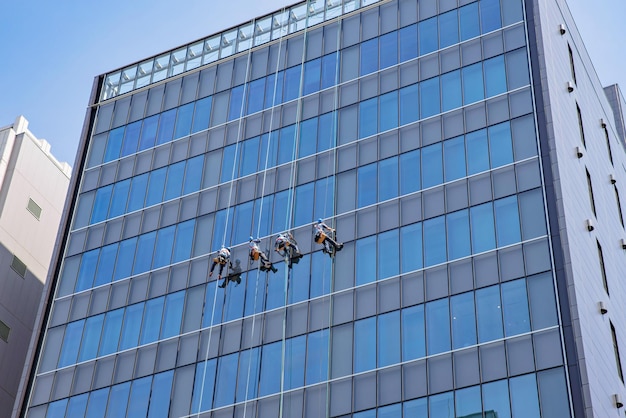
[444, 135, 466, 182]
[459, 3, 480, 41]
[358, 163, 377, 207]
[139, 115, 159, 151]
[191, 360, 216, 413]
[321, 53, 338, 89]
[244, 272, 265, 316]
[422, 143, 442, 189]
[483, 380, 511, 418]
[463, 62, 484, 104]
[314, 176, 335, 221]
[247, 79, 265, 115]
[156, 109, 176, 145]
[140, 297, 164, 345]
[489, 121, 513, 168]
[260, 132, 278, 169]
[502, 279, 531, 336]
[236, 348, 260, 402]
[266, 264, 286, 310]
[378, 229, 399, 280]
[303, 58, 321, 95]
[104, 127, 125, 162]
[404, 398, 427, 416]
[127, 376, 151, 417]
[272, 190, 289, 234]
[99, 308, 123, 355]
[310, 250, 332, 298]
[451, 292, 476, 349]
[85, 388, 110, 418]
[294, 182, 315, 227]
[109, 179, 130, 218]
[424, 216, 446, 267]
[146, 167, 167, 206]
[260, 341, 282, 396]
[192, 96, 212, 133]
[484, 55, 507, 97]
[114, 237, 137, 281]
[447, 209, 471, 260]
[401, 222, 423, 273]
[106, 382, 130, 418]
[510, 374, 541, 417]
[133, 231, 156, 275]
[380, 31, 398, 69]
[75, 249, 99, 292]
[78, 314, 104, 362]
[147, 370, 174, 418]
[466, 129, 489, 175]
[439, 9, 459, 48]
[494, 196, 520, 246]
[354, 317, 376, 372]
[379, 90, 398, 132]
[284, 335, 306, 390]
[456, 386, 482, 417]
[203, 281, 225, 327]
[399, 84, 419, 125]
[400, 149, 420, 195]
[265, 72, 284, 108]
[481, 0, 502, 33]
[356, 235, 376, 285]
[278, 125, 296, 165]
[359, 97, 378, 138]
[183, 155, 204, 195]
[58, 319, 85, 367]
[220, 144, 238, 183]
[476, 285, 503, 343]
[317, 112, 336, 152]
[360, 38, 378, 76]
[402, 304, 425, 360]
[379, 156, 398, 202]
[299, 118, 318, 158]
[67, 394, 88, 417]
[441, 70, 462, 112]
[306, 329, 329, 385]
[418, 17, 438, 55]
[228, 85, 245, 121]
[426, 298, 450, 354]
[233, 201, 254, 244]
[378, 311, 400, 367]
[430, 392, 454, 418]
[90, 185, 112, 224]
[420, 76, 440, 118]
[161, 291, 185, 338]
[127, 173, 148, 212]
[46, 399, 68, 418]
[224, 271, 246, 321]
[240, 136, 260, 176]
[119, 302, 144, 350]
[215, 353, 239, 407]
[121, 121, 141, 157]
[164, 161, 185, 201]
[470, 202, 495, 253]
[399, 24, 418, 62]
[283, 65, 302, 102]
[252, 195, 273, 238]
[289, 253, 310, 304]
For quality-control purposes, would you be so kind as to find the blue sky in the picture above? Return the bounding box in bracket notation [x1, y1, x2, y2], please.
[0, 0, 624, 166]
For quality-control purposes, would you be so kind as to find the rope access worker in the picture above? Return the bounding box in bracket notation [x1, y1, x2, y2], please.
[219, 259, 242, 288]
[275, 232, 303, 267]
[209, 247, 231, 280]
[314, 219, 343, 256]
[249, 237, 278, 273]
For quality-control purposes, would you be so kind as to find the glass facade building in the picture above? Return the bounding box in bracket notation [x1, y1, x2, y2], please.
[17, 0, 626, 417]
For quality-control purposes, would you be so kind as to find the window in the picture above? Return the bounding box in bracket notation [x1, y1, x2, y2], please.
[568, 44, 577, 85]
[611, 321, 624, 382]
[597, 240, 609, 295]
[0, 319, 9, 342]
[605, 128, 614, 165]
[576, 103, 586, 147]
[586, 169, 596, 217]
[11, 255, 27, 278]
[27, 198, 42, 220]
[615, 185, 624, 227]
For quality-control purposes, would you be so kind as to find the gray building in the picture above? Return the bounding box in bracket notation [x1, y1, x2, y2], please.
[0, 116, 70, 417]
[14, 0, 626, 417]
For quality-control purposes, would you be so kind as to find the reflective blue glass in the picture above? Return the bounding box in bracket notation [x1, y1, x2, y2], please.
[420, 77, 440, 118]
[289, 255, 310, 304]
[354, 409, 375, 418]
[109, 179, 130, 218]
[483, 380, 512, 418]
[164, 161, 185, 200]
[439, 9, 459, 48]
[106, 382, 130, 418]
[359, 97, 378, 138]
[215, 353, 238, 407]
[133, 231, 156, 274]
[203, 281, 225, 327]
[183, 155, 204, 195]
[66, 394, 88, 417]
[236, 348, 260, 402]
[99, 308, 123, 355]
[284, 65, 302, 102]
[484, 55, 507, 97]
[241, 136, 260, 176]
[379, 403, 401, 418]
[191, 360, 216, 413]
[78, 314, 104, 362]
[140, 297, 164, 345]
[401, 222, 423, 273]
[424, 216, 446, 267]
[148, 370, 173, 418]
[399, 24, 418, 62]
[451, 292, 476, 349]
[476, 285, 503, 342]
[402, 304, 426, 361]
[114, 237, 137, 281]
[463, 62, 484, 104]
[265, 72, 284, 108]
[354, 317, 376, 372]
[224, 270, 245, 320]
[90, 185, 112, 224]
[139, 115, 158, 151]
[127, 376, 151, 417]
[156, 109, 176, 145]
[378, 311, 400, 367]
[447, 209, 471, 260]
[360, 38, 378, 75]
[356, 235, 376, 285]
[220, 144, 237, 183]
[379, 90, 398, 132]
[378, 229, 399, 280]
[455, 386, 482, 417]
[272, 190, 289, 234]
[299, 117, 318, 158]
[510, 374, 541, 417]
[192, 96, 212, 133]
[228, 85, 245, 121]
[145, 167, 166, 206]
[260, 341, 282, 396]
[318, 112, 336, 152]
[121, 121, 141, 157]
[459, 3, 480, 41]
[244, 273, 264, 316]
[233, 201, 254, 244]
[399, 84, 419, 125]
[58, 319, 84, 367]
[303, 58, 321, 95]
[278, 125, 296, 165]
[85, 388, 109, 418]
[321, 53, 338, 89]
[284, 335, 306, 390]
[260, 132, 278, 169]
[252, 195, 273, 238]
[502, 279, 531, 336]
[481, 0, 502, 33]
[466, 129, 490, 175]
[494, 196, 521, 246]
[104, 127, 124, 162]
[310, 250, 332, 298]
[314, 176, 335, 221]
[430, 392, 454, 418]
[358, 163, 377, 207]
[161, 291, 185, 338]
[380, 31, 398, 69]
[266, 265, 286, 310]
[75, 249, 99, 292]
[426, 298, 450, 354]
[174, 103, 194, 139]
[470, 202, 495, 253]
[441, 70, 462, 112]
[127, 173, 148, 212]
[119, 302, 144, 350]
[404, 398, 427, 416]
[379, 156, 398, 202]
[418, 17, 438, 55]
[489, 122, 513, 168]
[444, 135, 466, 181]
[247, 78, 265, 114]
[400, 149, 420, 195]
[295, 182, 315, 227]
[306, 329, 329, 385]
[422, 143, 443, 188]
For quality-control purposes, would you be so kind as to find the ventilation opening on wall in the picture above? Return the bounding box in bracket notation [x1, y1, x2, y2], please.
[11, 255, 27, 278]
[0, 319, 9, 343]
[27, 198, 42, 220]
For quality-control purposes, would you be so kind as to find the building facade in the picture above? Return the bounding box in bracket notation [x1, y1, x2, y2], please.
[0, 116, 71, 417]
[15, 0, 626, 417]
